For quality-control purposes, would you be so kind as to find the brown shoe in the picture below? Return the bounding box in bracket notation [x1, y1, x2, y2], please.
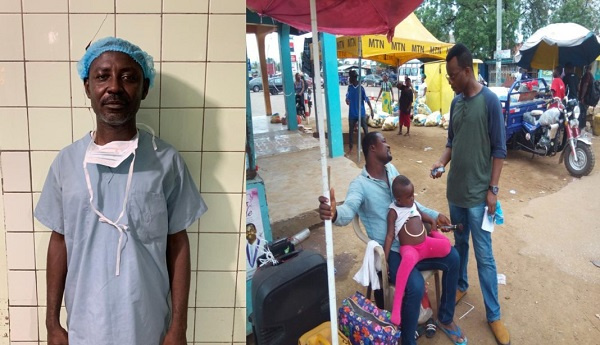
[455, 289, 467, 305]
[489, 320, 511, 345]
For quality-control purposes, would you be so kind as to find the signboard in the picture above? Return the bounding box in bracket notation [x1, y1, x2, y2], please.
[246, 187, 266, 280]
[494, 49, 511, 60]
[267, 62, 276, 76]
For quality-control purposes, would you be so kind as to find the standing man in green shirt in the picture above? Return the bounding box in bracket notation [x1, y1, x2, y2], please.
[431, 43, 510, 345]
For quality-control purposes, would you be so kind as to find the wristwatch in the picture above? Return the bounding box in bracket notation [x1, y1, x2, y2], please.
[489, 185, 499, 195]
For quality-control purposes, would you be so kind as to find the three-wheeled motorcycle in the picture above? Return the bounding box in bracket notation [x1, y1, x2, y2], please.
[503, 78, 595, 177]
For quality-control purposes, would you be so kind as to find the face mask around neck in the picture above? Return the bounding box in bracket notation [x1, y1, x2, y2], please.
[84, 132, 139, 168]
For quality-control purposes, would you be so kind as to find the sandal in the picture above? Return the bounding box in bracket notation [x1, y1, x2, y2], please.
[425, 317, 436, 338]
[437, 320, 467, 345]
[415, 325, 426, 339]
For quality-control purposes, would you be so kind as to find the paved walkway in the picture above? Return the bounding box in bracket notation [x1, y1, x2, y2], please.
[256, 147, 361, 224]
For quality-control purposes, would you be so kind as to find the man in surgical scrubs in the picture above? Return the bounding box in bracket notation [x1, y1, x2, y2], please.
[35, 37, 207, 345]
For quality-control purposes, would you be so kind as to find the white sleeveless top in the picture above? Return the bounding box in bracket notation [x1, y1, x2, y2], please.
[389, 202, 420, 237]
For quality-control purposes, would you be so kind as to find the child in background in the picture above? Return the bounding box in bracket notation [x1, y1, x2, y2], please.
[383, 175, 451, 326]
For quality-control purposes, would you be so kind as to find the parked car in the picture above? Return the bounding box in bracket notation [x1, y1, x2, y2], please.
[267, 77, 284, 95]
[248, 77, 284, 94]
[361, 74, 382, 87]
[249, 77, 264, 92]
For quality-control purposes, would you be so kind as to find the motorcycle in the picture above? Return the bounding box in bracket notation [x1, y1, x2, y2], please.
[511, 97, 595, 177]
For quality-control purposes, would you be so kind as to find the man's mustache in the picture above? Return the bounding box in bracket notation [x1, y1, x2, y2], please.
[102, 96, 128, 105]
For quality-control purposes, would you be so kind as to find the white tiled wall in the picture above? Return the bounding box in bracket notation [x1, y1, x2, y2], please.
[0, 1, 246, 344]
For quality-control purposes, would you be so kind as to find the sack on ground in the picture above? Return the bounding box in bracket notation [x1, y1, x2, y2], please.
[417, 102, 432, 115]
[424, 111, 441, 127]
[381, 116, 398, 131]
[368, 114, 385, 128]
[413, 114, 427, 126]
[440, 112, 450, 129]
[338, 292, 400, 345]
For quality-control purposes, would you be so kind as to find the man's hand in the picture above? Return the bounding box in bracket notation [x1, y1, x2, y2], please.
[318, 188, 336, 221]
[436, 213, 452, 230]
[486, 191, 497, 215]
[47, 325, 68, 345]
[430, 162, 445, 179]
[345, 99, 350, 105]
[162, 329, 186, 345]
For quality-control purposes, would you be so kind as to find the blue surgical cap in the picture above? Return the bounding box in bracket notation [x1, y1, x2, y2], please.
[77, 37, 156, 88]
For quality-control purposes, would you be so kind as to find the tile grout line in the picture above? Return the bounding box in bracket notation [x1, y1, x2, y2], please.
[19, 0, 35, 341]
[194, 6, 212, 340]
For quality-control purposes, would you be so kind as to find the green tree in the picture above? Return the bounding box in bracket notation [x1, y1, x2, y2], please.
[520, 0, 556, 38]
[416, 0, 521, 60]
[417, 0, 600, 60]
[551, 0, 600, 32]
[414, 0, 455, 43]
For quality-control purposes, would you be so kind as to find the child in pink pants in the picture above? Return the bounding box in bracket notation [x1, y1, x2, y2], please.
[383, 175, 451, 326]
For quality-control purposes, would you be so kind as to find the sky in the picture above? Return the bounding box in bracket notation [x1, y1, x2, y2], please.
[246, 32, 310, 64]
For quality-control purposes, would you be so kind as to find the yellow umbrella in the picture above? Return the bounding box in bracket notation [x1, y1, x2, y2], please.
[337, 13, 453, 66]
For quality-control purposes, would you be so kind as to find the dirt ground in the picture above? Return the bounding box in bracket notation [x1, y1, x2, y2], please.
[266, 124, 600, 345]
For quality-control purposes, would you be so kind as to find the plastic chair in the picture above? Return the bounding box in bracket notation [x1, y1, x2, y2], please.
[352, 215, 441, 314]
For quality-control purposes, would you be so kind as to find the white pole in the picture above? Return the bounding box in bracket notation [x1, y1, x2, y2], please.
[495, 0, 502, 86]
[309, 0, 339, 343]
[357, 38, 363, 163]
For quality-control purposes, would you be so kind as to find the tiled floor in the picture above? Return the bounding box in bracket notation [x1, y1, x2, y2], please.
[250, 92, 320, 158]
[255, 147, 360, 223]
[253, 128, 320, 158]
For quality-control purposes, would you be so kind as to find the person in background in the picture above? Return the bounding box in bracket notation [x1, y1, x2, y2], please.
[418, 74, 428, 100]
[294, 72, 306, 118]
[318, 132, 465, 345]
[345, 70, 374, 156]
[398, 76, 414, 136]
[550, 66, 566, 108]
[579, 64, 594, 131]
[431, 43, 510, 345]
[519, 67, 529, 80]
[35, 37, 207, 345]
[562, 63, 579, 101]
[376, 73, 395, 115]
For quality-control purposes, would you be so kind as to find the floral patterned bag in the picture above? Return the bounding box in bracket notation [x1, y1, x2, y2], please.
[338, 292, 401, 345]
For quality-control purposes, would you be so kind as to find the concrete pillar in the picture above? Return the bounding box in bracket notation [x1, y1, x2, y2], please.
[246, 55, 256, 172]
[278, 23, 298, 130]
[256, 30, 273, 116]
[320, 33, 344, 158]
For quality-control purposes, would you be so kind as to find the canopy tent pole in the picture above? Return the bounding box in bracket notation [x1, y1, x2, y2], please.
[309, 0, 339, 343]
[357, 37, 363, 163]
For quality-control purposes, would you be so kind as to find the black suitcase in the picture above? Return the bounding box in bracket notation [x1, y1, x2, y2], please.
[250, 249, 329, 345]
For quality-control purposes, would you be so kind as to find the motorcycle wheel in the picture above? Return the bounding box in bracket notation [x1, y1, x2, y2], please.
[564, 141, 595, 177]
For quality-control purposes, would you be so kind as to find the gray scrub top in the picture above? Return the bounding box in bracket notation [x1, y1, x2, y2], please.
[35, 130, 207, 344]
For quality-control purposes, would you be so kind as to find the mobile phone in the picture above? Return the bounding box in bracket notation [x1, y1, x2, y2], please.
[431, 166, 445, 177]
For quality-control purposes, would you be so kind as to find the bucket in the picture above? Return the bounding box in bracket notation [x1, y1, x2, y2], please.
[593, 114, 600, 136]
[298, 322, 351, 345]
